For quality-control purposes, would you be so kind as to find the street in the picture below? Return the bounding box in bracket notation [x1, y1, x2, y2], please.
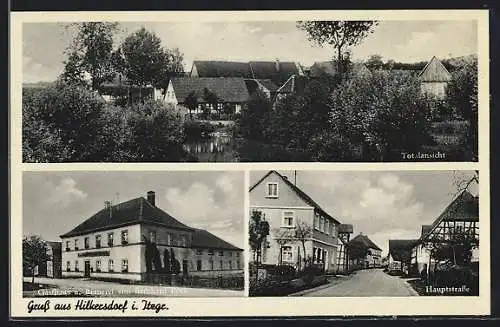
[298, 269, 418, 297]
[23, 277, 244, 297]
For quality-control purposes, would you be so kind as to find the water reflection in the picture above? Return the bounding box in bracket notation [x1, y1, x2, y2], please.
[183, 131, 238, 162]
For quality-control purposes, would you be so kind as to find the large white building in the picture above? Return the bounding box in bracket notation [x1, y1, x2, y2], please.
[60, 191, 243, 281]
[249, 171, 352, 273]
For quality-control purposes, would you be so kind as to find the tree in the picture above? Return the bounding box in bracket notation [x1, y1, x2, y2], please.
[272, 220, 312, 271]
[446, 59, 478, 160]
[297, 21, 378, 80]
[202, 88, 220, 119]
[452, 170, 479, 196]
[59, 51, 87, 87]
[119, 27, 175, 102]
[170, 248, 181, 274]
[23, 235, 50, 284]
[236, 90, 273, 142]
[184, 91, 199, 119]
[366, 54, 384, 70]
[63, 22, 119, 91]
[248, 211, 270, 264]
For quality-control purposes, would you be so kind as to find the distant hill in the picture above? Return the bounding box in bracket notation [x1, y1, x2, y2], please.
[364, 54, 477, 72]
[22, 81, 56, 89]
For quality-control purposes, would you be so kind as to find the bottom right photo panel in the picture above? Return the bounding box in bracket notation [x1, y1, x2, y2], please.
[248, 170, 479, 297]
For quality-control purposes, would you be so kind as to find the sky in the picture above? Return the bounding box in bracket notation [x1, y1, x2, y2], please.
[23, 171, 245, 249]
[250, 170, 478, 257]
[22, 20, 477, 83]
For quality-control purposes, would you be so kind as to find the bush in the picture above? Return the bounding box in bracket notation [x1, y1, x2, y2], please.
[183, 120, 216, 139]
[275, 265, 296, 281]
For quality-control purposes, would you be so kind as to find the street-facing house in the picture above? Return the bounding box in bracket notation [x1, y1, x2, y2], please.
[387, 239, 415, 275]
[409, 189, 479, 277]
[417, 56, 452, 100]
[60, 191, 243, 282]
[249, 170, 352, 273]
[348, 233, 382, 269]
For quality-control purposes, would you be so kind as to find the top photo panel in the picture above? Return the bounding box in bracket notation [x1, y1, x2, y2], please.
[21, 18, 482, 163]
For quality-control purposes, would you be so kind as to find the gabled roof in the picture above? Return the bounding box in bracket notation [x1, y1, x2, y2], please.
[418, 56, 452, 82]
[349, 234, 382, 251]
[60, 197, 193, 238]
[338, 224, 354, 234]
[244, 79, 279, 95]
[192, 61, 252, 78]
[249, 170, 341, 224]
[388, 239, 416, 262]
[191, 229, 242, 251]
[171, 77, 251, 103]
[420, 190, 478, 242]
[249, 61, 303, 86]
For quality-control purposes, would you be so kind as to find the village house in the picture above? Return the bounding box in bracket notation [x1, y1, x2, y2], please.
[417, 56, 452, 100]
[409, 189, 479, 277]
[336, 223, 354, 274]
[161, 77, 251, 114]
[348, 233, 382, 269]
[249, 171, 352, 273]
[60, 191, 243, 281]
[387, 239, 415, 275]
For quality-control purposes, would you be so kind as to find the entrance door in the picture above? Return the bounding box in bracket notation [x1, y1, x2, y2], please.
[182, 260, 188, 275]
[84, 261, 91, 277]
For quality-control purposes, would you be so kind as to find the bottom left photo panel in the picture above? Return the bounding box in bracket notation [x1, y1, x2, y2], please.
[21, 170, 245, 298]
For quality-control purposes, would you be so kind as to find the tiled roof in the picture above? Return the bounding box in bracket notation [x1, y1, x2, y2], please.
[171, 77, 251, 104]
[191, 229, 242, 251]
[60, 197, 193, 238]
[249, 170, 341, 225]
[349, 234, 382, 251]
[249, 61, 303, 86]
[192, 61, 252, 78]
[420, 190, 478, 241]
[418, 56, 452, 82]
[388, 239, 415, 262]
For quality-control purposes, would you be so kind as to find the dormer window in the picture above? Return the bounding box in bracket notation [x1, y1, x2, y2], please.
[266, 182, 278, 198]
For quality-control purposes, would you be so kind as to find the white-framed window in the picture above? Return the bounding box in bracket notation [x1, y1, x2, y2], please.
[325, 219, 330, 235]
[95, 234, 102, 248]
[150, 231, 157, 243]
[314, 213, 319, 230]
[96, 260, 101, 272]
[84, 237, 90, 249]
[108, 232, 114, 247]
[75, 260, 79, 272]
[108, 259, 114, 272]
[282, 211, 295, 227]
[121, 259, 128, 272]
[121, 230, 128, 245]
[281, 246, 293, 262]
[266, 182, 278, 198]
[66, 241, 70, 251]
[74, 239, 79, 250]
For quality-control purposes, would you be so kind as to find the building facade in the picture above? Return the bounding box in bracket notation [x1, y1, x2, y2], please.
[60, 191, 243, 281]
[348, 234, 382, 269]
[418, 56, 452, 100]
[249, 171, 351, 273]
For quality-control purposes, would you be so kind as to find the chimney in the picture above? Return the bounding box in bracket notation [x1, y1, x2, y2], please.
[275, 58, 280, 72]
[147, 191, 156, 207]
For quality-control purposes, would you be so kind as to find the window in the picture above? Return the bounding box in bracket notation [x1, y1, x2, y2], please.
[108, 259, 114, 272]
[196, 249, 203, 255]
[281, 246, 293, 262]
[208, 248, 214, 256]
[218, 251, 224, 256]
[166, 233, 172, 246]
[179, 235, 187, 247]
[66, 261, 71, 272]
[75, 260, 79, 272]
[95, 235, 101, 248]
[108, 233, 114, 247]
[66, 241, 70, 251]
[236, 252, 240, 257]
[209, 259, 214, 270]
[150, 231, 157, 243]
[319, 217, 324, 232]
[74, 239, 79, 250]
[324, 220, 329, 234]
[331, 224, 336, 235]
[220, 260, 224, 270]
[121, 259, 128, 272]
[84, 237, 89, 249]
[229, 260, 232, 269]
[266, 183, 278, 197]
[228, 252, 232, 257]
[236, 260, 240, 269]
[282, 211, 295, 227]
[96, 260, 101, 272]
[121, 230, 128, 245]
[196, 260, 202, 271]
[314, 213, 319, 229]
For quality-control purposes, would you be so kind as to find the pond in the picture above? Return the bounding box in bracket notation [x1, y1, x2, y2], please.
[183, 131, 239, 162]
